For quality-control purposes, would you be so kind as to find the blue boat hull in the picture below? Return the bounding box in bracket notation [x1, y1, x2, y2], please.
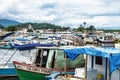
[0, 68, 17, 77]
[0, 45, 13, 49]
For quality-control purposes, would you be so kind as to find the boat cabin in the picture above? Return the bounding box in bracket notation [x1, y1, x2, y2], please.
[97, 35, 114, 43]
[87, 55, 120, 80]
[64, 46, 120, 80]
[34, 46, 85, 70]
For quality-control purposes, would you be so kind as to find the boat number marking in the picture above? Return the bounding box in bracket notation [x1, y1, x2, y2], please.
[16, 64, 50, 74]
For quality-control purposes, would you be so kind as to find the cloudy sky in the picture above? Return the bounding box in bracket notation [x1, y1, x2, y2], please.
[0, 0, 120, 29]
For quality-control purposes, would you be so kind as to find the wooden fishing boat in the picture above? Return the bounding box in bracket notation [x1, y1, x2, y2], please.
[14, 46, 120, 80]
[13, 61, 51, 80]
[0, 43, 56, 77]
[13, 46, 85, 80]
[97, 35, 115, 43]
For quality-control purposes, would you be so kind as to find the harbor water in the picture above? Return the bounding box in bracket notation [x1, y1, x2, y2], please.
[0, 77, 19, 80]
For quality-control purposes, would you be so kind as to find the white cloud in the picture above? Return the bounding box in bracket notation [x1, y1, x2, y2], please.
[0, 0, 120, 29]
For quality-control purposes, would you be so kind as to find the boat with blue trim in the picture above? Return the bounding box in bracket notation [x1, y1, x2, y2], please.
[0, 43, 56, 77]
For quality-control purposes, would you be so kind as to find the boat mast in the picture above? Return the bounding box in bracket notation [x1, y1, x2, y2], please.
[64, 53, 67, 77]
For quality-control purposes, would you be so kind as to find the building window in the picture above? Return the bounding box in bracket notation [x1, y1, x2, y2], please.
[95, 56, 102, 65]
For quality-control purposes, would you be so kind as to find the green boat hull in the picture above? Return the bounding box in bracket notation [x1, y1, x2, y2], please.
[16, 69, 48, 80]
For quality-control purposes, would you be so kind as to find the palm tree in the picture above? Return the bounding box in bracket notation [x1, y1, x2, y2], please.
[83, 22, 87, 32]
[83, 22, 86, 28]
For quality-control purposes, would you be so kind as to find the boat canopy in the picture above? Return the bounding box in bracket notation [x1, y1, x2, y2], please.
[13, 43, 57, 51]
[64, 46, 120, 73]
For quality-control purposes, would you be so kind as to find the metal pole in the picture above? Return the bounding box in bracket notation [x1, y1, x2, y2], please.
[92, 26, 94, 46]
[64, 53, 67, 77]
[105, 58, 108, 80]
[119, 69, 120, 80]
[108, 59, 111, 80]
[91, 26, 94, 68]
[91, 56, 94, 68]
[84, 54, 88, 80]
[4, 49, 17, 66]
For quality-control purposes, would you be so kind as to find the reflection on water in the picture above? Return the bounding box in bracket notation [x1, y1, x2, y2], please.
[0, 77, 19, 80]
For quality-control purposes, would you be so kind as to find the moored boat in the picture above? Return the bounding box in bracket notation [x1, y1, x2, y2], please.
[13, 46, 85, 80]
[0, 43, 56, 77]
[0, 44, 13, 49]
[0, 66, 17, 77]
[62, 46, 120, 80]
[13, 61, 51, 80]
[15, 46, 120, 80]
[97, 35, 115, 43]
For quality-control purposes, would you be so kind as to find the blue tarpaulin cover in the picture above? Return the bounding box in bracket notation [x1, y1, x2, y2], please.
[64, 46, 120, 73]
[16, 38, 28, 41]
[0, 32, 15, 40]
[13, 43, 57, 51]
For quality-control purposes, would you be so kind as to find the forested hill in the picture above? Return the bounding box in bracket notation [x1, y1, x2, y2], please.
[0, 19, 20, 27]
[12, 23, 69, 30]
[0, 24, 4, 29]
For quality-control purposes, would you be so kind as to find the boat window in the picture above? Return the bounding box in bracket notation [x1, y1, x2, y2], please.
[99, 37, 102, 39]
[95, 56, 102, 65]
[43, 51, 47, 56]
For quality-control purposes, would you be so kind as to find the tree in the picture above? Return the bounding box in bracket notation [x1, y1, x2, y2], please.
[53, 28, 56, 34]
[72, 28, 77, 31]
[77, 25, 84, 32]
[87, 25, 96, 31]
[83, 22, 86, 27]
[0, 24, 4, 29]
[27, 29, 33, 32]
[6, 26, 17, 31]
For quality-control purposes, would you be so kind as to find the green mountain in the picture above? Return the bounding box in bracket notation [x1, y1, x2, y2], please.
[13, 23, 66, 30]
[0, 19, 20, 27]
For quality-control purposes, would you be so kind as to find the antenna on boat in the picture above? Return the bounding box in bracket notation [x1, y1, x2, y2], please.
[91, 25, 95, 68]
